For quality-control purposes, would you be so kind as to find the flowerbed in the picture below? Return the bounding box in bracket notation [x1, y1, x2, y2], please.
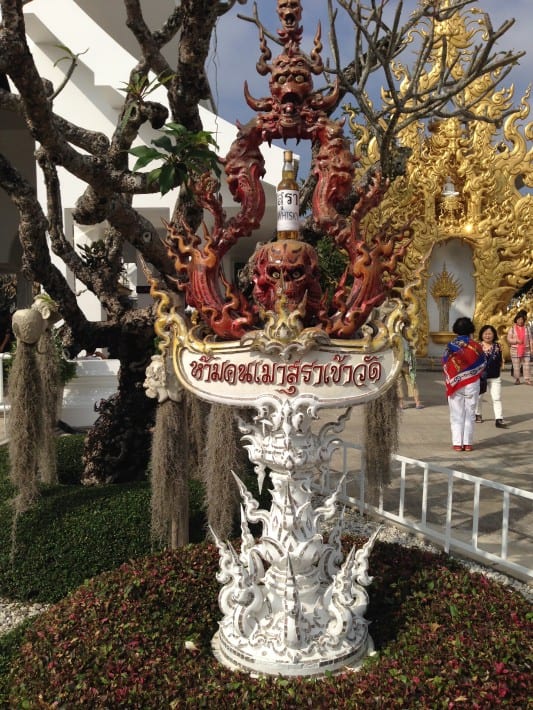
[7, 539, 532, 708]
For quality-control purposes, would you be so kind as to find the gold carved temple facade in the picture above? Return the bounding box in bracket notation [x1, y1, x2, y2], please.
[349, 7, 532, 358]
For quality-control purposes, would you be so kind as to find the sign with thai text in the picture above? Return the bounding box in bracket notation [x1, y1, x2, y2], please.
[174, 345, 400, 408]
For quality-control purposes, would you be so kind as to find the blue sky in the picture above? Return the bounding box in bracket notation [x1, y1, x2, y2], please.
[207, 1, 532, 174]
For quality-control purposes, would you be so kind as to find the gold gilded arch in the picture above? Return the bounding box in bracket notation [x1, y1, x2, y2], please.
[348, 6, 532, 357]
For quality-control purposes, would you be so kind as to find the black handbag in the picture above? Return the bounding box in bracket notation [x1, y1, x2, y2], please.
[479, 377, 487, 395]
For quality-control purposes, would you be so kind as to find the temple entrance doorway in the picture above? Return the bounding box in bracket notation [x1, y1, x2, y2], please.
[427, 239, 475, 357]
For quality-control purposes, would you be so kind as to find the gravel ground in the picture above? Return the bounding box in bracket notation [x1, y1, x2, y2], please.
[0, 599, 49, 637]
[0, 517, 530, 638]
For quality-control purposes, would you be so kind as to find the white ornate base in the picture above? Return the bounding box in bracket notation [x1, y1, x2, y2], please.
[212, 628, 374, 677]
[211, 396, 382, 678]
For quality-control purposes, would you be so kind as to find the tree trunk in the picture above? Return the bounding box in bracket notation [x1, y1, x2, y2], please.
[81, 330, 156, 484]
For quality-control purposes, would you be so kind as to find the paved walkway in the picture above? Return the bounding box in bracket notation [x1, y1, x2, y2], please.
[331, 367, 533, 582]
[343, 368, 533, 488]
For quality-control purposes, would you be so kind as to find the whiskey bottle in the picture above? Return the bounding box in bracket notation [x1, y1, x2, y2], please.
[276, 150, 300, 240]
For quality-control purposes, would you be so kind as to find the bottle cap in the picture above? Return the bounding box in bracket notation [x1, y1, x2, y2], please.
[283, 150, 293, 162]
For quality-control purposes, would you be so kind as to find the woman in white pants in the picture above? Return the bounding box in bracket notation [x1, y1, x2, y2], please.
[448, 381, 480, 451]
[475, 325, 508, 428]
[442, 318, 486, 452]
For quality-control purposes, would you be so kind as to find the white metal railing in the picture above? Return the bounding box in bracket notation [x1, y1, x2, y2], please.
[315, 442, 533, 582]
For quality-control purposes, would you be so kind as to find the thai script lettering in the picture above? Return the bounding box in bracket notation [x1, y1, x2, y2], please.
[277, 190, 299, 208]
[277, 190, 299, 229]
[188, 353, 383, 392]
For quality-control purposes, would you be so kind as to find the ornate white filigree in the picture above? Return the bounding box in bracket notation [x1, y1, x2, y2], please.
[211, 394, 382, 676]
[143, 354, 183, 403]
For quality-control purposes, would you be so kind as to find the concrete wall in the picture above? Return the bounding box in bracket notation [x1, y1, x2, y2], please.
[61, 359, 120, 428]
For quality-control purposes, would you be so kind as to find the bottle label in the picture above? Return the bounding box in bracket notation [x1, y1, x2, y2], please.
[277, 190, 300, 231]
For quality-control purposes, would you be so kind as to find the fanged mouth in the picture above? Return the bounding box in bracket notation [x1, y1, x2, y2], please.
[281, 92, 302, 106]
[284, 13, 296, 28]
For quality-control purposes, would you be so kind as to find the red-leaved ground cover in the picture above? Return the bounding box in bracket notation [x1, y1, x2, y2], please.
[8, 538, 532, 708]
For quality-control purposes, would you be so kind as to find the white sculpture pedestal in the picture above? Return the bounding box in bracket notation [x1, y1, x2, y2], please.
[157, 306, 404, 677]
[211, 395, 380, 676]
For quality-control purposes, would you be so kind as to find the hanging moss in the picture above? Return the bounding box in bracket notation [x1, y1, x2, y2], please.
[201, 404, 241, 540]
[150, 398, 189, 549]
[36, 330, 60, 485]
[7, 341, 44, 514]
[186, 392, 209, 482]
[363, 385, 399, 504]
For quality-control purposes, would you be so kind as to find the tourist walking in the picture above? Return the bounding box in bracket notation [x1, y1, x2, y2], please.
[397, 336, 424, 409]
[475, 325, 508, 428]
[506, 310, 532, 384]
[442, 317, 485, 452]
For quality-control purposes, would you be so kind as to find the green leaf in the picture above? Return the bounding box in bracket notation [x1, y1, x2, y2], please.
[174, 164, 188, 185]
[146, 166, 162, 187]
[193, 131, 218, 147]
[156, 72, 175, 87]
[151, 135, 175, 153]
[164, 122, 187, 135]
[127, 122, 220, 194]
[142, 73, 173, 97]
[131, 155, 157, 171]
[158, 164, 176, 195]
[130, 146, 164, 170]
[129, 145, 158, 158]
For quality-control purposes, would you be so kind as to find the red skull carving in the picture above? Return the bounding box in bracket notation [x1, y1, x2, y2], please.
[269, 53, 314, 130]
[252, 239, 322, 324]
[277, 0, 302, 32]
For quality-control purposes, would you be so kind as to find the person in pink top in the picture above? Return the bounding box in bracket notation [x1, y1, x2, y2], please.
[506, 310, 532, 385]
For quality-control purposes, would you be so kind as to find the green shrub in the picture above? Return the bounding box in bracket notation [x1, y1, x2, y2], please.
[56, 433, 86, 484]
[6, 539, 532, 708]
[0, 436, 209, 602]
[0, 436, 86, 485]
[0, 480, 211, 603]
[188, 477, 208, 542]
[0, 444, 9, 479]
[0, 481, 153, 603]
[0, 446, 14, 504]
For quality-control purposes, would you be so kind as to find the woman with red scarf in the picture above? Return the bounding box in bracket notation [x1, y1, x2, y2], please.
[442, 317, 486, 452]
[507, 310, 532, 385]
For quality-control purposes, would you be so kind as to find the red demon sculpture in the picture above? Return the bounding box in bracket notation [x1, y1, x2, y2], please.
[252, 239, 323, 326]
[166, 0, 410, 340]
